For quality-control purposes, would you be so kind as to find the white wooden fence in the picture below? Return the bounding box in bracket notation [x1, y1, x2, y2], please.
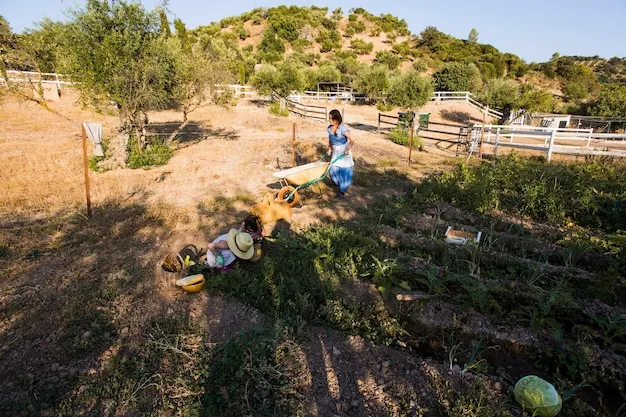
[431, 91, 503, 119]
[0, 70, 73, 90]
[473, 124, 626, 161]
[214, 84, 257, 98]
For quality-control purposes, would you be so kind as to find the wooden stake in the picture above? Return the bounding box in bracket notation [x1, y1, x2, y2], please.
[408, 117, 415, 166]
[291, 123, 296, 167]
[81, 124, 92, 217]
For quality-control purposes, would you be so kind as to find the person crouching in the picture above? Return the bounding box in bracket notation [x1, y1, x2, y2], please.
[205, 229, 254, 271]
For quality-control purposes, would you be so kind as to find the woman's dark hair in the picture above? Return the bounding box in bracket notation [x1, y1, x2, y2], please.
[244, 215, 262, 232]
[329, 109, 342, 125]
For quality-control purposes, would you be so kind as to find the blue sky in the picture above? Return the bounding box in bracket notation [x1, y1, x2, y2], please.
[1, 0, 625, 63]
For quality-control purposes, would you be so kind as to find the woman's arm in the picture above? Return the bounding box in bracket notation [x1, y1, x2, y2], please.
[344, 129, 355, 155]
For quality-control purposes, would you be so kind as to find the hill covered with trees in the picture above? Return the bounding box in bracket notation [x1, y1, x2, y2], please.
[2, 3, 626, 120]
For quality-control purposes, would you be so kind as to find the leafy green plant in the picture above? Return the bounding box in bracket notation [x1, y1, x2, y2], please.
[126, 137, 173, 169]
[269, 101, 289, 117]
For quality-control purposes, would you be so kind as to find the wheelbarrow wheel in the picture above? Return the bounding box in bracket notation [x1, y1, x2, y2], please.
[277, 186, 300, 207]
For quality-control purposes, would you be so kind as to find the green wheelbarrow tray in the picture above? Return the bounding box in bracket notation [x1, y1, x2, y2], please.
[272, 153, 345, 205]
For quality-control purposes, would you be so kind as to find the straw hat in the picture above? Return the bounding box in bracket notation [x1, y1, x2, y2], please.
[227, 229, 255, 260]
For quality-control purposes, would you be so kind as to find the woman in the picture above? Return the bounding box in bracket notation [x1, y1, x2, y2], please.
[327, 109, 355, 197]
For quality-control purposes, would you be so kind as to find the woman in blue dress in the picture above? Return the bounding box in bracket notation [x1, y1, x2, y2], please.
[327, 109, 355, 197]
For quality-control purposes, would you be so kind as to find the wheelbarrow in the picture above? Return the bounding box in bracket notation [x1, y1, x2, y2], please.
[273, 153, 344, 207]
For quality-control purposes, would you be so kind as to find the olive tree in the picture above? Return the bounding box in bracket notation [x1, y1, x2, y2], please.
[61, 0, 176, 149]
[387, 71, 434, 107]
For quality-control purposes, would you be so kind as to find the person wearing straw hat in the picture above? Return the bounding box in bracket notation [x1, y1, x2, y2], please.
[205, 228, 254, 270]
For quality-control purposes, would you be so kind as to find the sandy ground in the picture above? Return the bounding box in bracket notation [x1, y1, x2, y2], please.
[0, 90, 486, 220]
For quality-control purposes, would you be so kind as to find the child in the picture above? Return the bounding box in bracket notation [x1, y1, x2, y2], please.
[240, 214, 263, 242]
[205, 229, 254, 270]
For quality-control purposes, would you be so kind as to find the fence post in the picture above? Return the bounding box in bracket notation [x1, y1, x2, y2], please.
[292, 123, 296, 167]
[547, 129, 556, 162]
[494, 127, 501, 158]
[378, 113, 380, 134]
[81, 124, 93, 218]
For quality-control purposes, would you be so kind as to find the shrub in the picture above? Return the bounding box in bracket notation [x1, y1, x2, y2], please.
[374, 50, 401, 70]
[413, 59, 428, 73]
[388, 127, 424, 150]
[316, 29, 341, 52]
[347, 20, 366, 34]
[376, 101, 394, 112]
[126, 138, 173, 169]
[321, 17, 336, 30]
[237, 25, 249, 40]
[269, 101, 290, 117]
[350, 38, 374, 55]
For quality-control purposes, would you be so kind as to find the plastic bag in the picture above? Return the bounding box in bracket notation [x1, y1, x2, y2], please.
[514, 375, 562, 417]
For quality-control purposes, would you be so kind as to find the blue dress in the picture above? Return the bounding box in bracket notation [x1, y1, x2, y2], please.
[327, 124, 354, 193]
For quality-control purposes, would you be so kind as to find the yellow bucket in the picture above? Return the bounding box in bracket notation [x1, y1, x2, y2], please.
[176, 274, 206, 293]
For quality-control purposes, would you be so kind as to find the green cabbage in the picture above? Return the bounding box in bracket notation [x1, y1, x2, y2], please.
[514, 375, 562, 417]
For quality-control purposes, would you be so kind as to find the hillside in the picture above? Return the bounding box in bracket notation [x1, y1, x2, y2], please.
[3, 5, 626, 117]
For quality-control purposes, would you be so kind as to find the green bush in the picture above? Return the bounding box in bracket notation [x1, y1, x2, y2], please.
[269, 101, 290, 117]
[316, 29, 342, 52]
[410, 154, 626, 232]
[374, 50, 401, 70]
[350, 38, 374, 55]
[388, 127, 424, 150]
[347, 20, 366, 34]
[126, 137, 173, 169]
[376, 101, 394, 112]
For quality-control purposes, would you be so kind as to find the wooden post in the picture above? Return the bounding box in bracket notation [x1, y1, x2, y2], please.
[477, 106, 488, 159]
[378, 113, 381, 134]
[494, 127, 501, 158]
[547, 129, 556, 162]
[292, 123, 296, 167]
[81, 124, 92, 218]
[408, 117, 415, 166]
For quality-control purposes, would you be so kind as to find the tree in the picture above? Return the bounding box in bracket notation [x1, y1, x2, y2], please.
[157, 7, 171, 37]
[250, 61, 304, 97]
[586, 84, 626, 118]
[353, 64, 390, 101]
[0, 15, 37, 71]
[61, 0, 177, 150]
[387, 71, 434, 107]
[518, 84, 556, 113]
[21, 19, 69, 73]
[170, 40, 231, 122]
[173, 18, 189, 50]
[468, 28, 478, 43]
[479, 78, 520, 118]
[433, 62, 482, 92]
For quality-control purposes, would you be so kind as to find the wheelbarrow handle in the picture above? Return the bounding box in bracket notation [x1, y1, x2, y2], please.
[320, 153, 345, 165]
